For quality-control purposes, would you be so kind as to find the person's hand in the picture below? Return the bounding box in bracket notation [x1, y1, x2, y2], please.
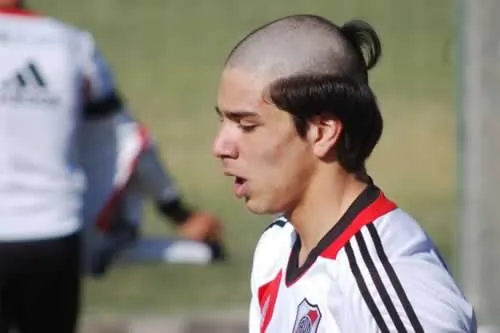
[176, 211, 227, 261]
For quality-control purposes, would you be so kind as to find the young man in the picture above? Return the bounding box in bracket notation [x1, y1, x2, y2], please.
[212, 15, 477, 332]
[0, 0, 122, 332]
[79, 111, 226, 277]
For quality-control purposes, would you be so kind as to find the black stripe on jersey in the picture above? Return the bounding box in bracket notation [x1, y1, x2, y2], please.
[84, 92, 123, 119]
[285, 185, 380, 285]
[345, 241, 390, 333]
[264, 218, 287, 231]
[367, 223, 424, 333]
[28, 63, 46, 87]
[355, 232, 408, 332]
[16, 73, 26, 87]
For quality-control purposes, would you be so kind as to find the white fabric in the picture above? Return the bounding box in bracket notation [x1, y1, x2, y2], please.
[0, 12, 117, 240]
[249, 192, 477, 333]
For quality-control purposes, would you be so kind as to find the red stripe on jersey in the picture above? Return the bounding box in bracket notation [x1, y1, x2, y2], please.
[257, 270, 282, 333]
[95, 125, 151, 232]
[0, 7, 40, 17]
[321, 192, 397, 259]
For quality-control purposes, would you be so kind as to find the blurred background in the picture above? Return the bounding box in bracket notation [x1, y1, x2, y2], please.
[28, 0, 499, 331]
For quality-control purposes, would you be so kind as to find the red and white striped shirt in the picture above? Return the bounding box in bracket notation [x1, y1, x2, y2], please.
[249, 185, 476, 333]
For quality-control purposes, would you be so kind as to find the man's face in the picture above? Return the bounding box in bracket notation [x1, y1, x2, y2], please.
[213, 68, 316, 215]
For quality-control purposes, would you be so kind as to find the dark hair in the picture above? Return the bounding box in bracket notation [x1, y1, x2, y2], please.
[340, 19, 382, 81]
[264, 20, 383, 173]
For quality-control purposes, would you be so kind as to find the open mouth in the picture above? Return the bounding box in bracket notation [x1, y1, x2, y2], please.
[233, 176, 248, 198]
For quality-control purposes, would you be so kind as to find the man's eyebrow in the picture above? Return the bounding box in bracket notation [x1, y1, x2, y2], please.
[214, 106, 260, 118]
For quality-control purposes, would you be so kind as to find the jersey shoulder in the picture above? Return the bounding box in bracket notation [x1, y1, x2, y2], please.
[372, 207, 443, 260]
[259, 215, 294, 248]
[0, 13, 82, 40]
[24, 15, 101, 66]
[251, 216, 294, 286]
[1, 13, 93, 66]
[334, 207, 446, 268]
[333, 207, 476, 332]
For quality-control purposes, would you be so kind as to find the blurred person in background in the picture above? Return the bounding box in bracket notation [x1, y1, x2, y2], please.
[80, 111, 227, 278]
[213, 14, 476, 333]
[0, 0, 123, 331]
[0, 0, 228, 331]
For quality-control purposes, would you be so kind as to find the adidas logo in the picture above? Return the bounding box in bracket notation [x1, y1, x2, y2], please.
[0, 61, 60, 106]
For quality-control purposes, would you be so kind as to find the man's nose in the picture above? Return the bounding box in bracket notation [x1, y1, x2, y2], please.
[212, 127, 238, 160]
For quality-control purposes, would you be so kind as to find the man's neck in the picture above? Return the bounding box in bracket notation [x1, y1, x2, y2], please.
[287, 167, 368, 264]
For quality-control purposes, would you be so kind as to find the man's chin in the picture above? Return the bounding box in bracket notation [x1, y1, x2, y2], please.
[244, 198, 281, 216]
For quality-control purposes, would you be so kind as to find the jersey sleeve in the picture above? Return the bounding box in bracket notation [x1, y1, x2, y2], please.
[133, 144, 181, 201]
[249, 230, 265, 333]
[79, 31, 124, 119]
[248, 217, 290, 333]
[249, 263, 262, 333]
[336, 212, 477, 333]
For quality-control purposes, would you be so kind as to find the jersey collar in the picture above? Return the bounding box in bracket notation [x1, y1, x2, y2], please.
[0, 7, 40, 17]
[285, 184, 397, 286]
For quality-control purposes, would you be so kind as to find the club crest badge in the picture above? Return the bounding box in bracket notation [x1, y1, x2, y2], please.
[292, 298, 322, 333]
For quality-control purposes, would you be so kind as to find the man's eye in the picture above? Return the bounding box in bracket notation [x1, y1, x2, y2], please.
[237, 123, 257, 131]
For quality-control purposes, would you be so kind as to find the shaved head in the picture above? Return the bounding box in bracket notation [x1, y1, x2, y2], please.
[224, 15, 381, 83]
[218, 14, 384, 176]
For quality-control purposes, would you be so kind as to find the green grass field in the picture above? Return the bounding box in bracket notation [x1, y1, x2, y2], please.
[33, 0, 456, 315]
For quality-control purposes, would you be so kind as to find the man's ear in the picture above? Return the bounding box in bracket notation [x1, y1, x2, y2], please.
[307, 116, 343, 158]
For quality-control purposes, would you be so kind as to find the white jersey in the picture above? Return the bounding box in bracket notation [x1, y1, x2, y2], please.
[0, 8, 121, 240]
[249, 185, 477, 333]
